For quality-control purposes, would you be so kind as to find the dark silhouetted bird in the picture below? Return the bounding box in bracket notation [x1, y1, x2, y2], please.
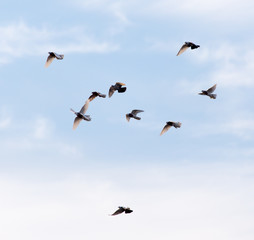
[126, 110, 144, 122]
[108, 82, 127, 98]
[110, 206, 133, 216]
[70, 102, 91, 130]
[199, 84, 217, 99]
[45, 52, 64, 68]
[160, 121, 182, 136]
[88, 91, 106, 102]
[176, 42, 200, 56]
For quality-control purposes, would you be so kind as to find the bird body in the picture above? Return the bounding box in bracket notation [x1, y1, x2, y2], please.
[111, 206, 133, 216]
[126, 109, 144, 122]
[160, 121, 182, 135]
[199, 84, 217, 99]
[109, 82, 127, 98]
[176, 42, 200, 56]
[45, 52, 64, 67]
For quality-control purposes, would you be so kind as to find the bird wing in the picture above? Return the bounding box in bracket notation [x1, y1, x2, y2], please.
[131, 110, 144, 115]
[111, 208, 125, 216]
[126, 114, 130, 122]
[73, 117, 82, 130]
[108, 86, 115, 98]
[88, 93, 97, 102]
[176, 43, 189, 56]
[174, 122, 182, 128]
[45, 55, 55, 68]
[160, 124, 172, 136]
[116, 82, 126, 86]
[207, 84, 217, 93]
[80, 100, 89, 114]
[98, 93, 106, 98]
[54, 53, 64, 59]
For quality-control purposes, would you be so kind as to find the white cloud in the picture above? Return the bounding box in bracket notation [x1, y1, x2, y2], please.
[0, 21, 119, 65]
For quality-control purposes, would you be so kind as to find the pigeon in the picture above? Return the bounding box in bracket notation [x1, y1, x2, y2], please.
[126, 109, 144, 122]
[108, 82, 127, 98]
[176, 42, 200, 56]
[88, 91, 106, 102]
[110, 206, 133, 216]
[199, 84, 217, 99]
[70, 102, 91, 130]
[160, 121, 182, 136]
[81, 91, 107, 114]
[45, 52, 64, 68]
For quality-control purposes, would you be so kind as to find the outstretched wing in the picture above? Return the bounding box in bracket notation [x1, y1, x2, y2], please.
[126, 114, 130, 122]
[80, 100, 90, 115]
[108, 86, 115, 98]
[73, 117, 82, 130]
[54, 53, 64, 59]
[160, 124, 171, 136]
[45, 55, 55, 68]
[207, 84, 217, 93]
[173, 122, 182, 128]
[176, 43, 189, 56]
[111, 208, 125, 216]
[88, 93, 97, 102]
[98, 93, 106, 98]
[131, 110, 144, 115]
[116, 82, 126, 86]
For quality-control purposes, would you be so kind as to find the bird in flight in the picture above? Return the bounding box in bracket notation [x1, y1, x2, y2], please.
[176, 42, 200, 56]
[126, 109, 144, 122]
[110, 206, 133, 216]
[88, 91, 106, 102]
[160, 121, 182, 136]
[108, 82, 127, 98]
[199, 84, 217, 99]
[70, 102, 91, 130]
[45, 52, 64, 68]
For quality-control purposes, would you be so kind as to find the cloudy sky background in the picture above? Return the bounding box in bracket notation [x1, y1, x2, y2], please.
[0, 0, 254, 239]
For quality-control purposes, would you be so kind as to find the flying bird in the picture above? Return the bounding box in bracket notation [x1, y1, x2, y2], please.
[176, 42, 200, 56]
[108, 82, 127, 98]
[126, 109, 144, 122]
[70, 102, 91, 130]
[45, 52, 64, 68]
[88, 91, 106, 102]
[160, 121, 182, 136]
[110, 206, 133, 216]
[199, 84, 217, 99]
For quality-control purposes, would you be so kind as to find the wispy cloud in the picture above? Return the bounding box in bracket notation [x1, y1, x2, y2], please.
[0, 21, 119, 65]
[73, 0, 254, 25]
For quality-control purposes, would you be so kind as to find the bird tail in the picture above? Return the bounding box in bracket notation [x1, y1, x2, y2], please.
[210, 94, 217, 99]
[70, 108, 75, 113]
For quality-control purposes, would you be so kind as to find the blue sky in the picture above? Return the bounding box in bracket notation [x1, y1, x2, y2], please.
[1, 0, 254, 239]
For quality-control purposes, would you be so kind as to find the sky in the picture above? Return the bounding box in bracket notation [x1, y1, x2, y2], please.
[0, 0, 254, 239]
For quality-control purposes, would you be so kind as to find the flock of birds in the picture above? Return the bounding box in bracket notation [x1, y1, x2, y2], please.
[45, 41, 217, 216]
